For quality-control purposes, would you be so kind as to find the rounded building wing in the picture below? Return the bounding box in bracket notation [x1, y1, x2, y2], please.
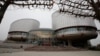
[7, 19, 40, 42]
[52, 11, 97, 40]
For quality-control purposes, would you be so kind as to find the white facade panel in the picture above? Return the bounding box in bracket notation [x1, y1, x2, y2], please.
[9, 19, 40, 32]
[52, 11, 96, 30]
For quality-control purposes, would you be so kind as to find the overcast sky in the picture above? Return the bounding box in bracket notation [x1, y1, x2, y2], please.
[0, 4, 100, 46]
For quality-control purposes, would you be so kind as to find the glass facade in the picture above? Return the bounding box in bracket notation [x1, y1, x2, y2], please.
[28, 29, 54, 46]
[29, 30, 53, 39]
[8, 31, 28, 42]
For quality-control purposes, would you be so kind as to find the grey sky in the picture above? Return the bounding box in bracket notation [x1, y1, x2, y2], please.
[0, 4, 100, 46]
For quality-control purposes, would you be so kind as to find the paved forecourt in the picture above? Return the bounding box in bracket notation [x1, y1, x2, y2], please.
[0, 51, 100, 56]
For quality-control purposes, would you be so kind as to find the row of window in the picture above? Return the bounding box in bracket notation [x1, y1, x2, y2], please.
[9, 32, 28, 36]
[31, 31, 53, 35]
[56, 27, 96, 33]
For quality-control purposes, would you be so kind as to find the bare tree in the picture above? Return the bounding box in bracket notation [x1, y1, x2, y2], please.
[0, 0, 11, 23]
[0, 0, 54, 23]
[57, 0, 100, 21]
[87, 0, 100, 20]
[0, 0, 99, 23]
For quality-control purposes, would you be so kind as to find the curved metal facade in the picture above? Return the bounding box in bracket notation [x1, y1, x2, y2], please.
[9, 19, 40, 32]
[52, 11, 97, 40]
[52, 11, 96, 30]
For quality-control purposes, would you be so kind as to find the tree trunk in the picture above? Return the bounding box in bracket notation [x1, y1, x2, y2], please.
[0, 0, 11, 23]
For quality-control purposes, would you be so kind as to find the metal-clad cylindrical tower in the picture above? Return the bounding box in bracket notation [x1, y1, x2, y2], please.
[7, 19, 40, 42]
[52, 11, 97, 40]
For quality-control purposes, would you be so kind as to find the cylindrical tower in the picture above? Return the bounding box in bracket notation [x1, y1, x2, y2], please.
[7, 19, 40, 42]
[52, 11, 97, 40]
[29, 28, 53, 46]
[52, 11, 97, 48]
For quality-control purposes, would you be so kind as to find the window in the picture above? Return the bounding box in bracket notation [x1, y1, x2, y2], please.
[56, 26, 96, 34]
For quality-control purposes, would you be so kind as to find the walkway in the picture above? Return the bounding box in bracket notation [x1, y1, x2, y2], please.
[0, 51, 100, 56]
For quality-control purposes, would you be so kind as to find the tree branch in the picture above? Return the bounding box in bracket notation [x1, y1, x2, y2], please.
[0, 0, 11, 23]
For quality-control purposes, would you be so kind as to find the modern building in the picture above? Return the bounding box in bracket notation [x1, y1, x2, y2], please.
[6, 19, 40, 42]
[52, 11, 97, 48]
[5, 11, 98, 49]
